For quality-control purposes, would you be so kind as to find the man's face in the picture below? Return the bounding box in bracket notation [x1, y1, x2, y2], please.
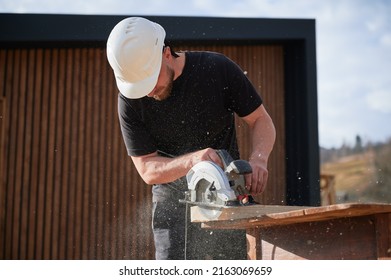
[147, 62, 174, 101]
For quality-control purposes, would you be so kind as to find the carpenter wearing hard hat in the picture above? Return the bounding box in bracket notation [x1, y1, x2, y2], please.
[106, 17, 276, 260]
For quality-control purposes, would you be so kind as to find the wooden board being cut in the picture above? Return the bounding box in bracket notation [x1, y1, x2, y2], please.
[191, 203, 391, 230]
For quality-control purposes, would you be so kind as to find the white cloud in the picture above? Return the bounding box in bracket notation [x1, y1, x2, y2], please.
[367, 90, 391, 114]
[380, 33, 391, 47]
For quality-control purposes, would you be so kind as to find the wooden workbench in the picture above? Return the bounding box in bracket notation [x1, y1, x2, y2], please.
[191, 203, 391, 260]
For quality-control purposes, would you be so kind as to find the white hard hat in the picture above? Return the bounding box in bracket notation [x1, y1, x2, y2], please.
[106, 17, 166, 99]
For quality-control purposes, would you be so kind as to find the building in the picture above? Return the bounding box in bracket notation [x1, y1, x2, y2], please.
[0, 14, 319, 259]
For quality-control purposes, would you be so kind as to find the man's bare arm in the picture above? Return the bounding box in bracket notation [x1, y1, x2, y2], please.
[241, 104, 276, 195]
[131, 148, 223, 185]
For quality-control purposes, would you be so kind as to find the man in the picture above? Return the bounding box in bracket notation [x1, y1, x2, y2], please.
[107, 17, 276, 260]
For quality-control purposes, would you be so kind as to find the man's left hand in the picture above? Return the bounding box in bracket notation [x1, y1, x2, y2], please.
[244, 159, 268, 195]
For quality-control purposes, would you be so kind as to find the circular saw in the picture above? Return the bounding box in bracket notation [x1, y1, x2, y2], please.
[181, 150, 255, 219]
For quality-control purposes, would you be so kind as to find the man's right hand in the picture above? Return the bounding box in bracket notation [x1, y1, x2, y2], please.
[189, 148, 224, 169]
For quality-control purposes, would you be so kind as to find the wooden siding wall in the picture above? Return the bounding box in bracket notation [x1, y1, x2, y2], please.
[0, 45, 285, 260]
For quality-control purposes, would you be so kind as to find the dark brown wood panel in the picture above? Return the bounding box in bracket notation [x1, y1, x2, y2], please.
[0, 45, 285, 259]
[0, 96, 5, 261]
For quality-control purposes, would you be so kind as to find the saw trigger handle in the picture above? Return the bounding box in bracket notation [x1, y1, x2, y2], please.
[227, 160, 252, 175]
[215, 149, 252, 175]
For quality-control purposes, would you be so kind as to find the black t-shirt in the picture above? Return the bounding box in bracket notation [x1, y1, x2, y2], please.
[118, 51, 263, 162]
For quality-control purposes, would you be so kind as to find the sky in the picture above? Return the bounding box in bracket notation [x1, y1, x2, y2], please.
[1, 0, 391, 149]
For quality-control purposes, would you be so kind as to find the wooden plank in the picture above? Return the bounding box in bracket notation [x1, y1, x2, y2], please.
[12, 49, 24, 259]
[0, 50, 6, 261]
[0, 95, 6, 260]
[18, 49, 32, 260]
[88, 49, 98, 258]
[51, 48, 67, 259]
[57, 48, 73, 260]
[191, 204, 307, 223]
[25, 48, 40, 260]
[2, 49, 15, 260]
[37, 48, 52, 259]
[45, 48, 58, 260]
[56, 47, 69, 259]
[193, 203, 391, 230]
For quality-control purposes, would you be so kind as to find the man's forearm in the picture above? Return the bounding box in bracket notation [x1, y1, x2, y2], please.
[249, 114, 276, 165]
[131, 148, 223, 185]
[131, 153, 192, 185]
[241, 104, 276, 194]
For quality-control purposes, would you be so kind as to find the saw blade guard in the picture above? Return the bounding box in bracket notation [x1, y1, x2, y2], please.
[186, 161, 237, 205]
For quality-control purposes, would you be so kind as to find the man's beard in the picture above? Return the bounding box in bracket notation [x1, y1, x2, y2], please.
[152, 66, 174, 101]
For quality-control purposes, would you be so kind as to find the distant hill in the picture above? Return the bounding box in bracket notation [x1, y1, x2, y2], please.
[320, 139, 391, 204]
[321, 151, 376, 203]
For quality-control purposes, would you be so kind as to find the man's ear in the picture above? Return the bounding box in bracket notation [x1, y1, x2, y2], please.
[163, 46, 172, 59]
